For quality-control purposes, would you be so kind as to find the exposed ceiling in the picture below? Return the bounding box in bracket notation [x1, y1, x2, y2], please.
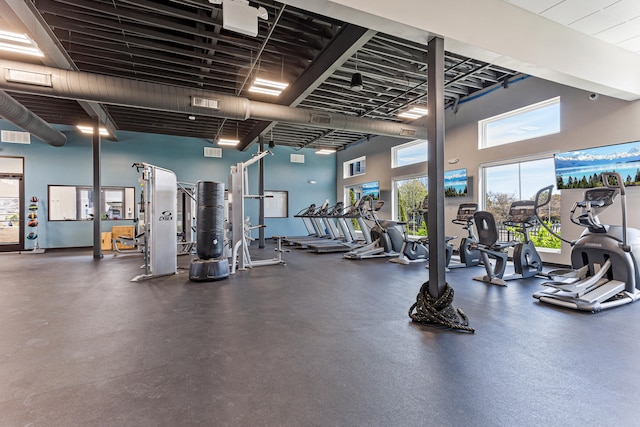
[1, 0, 638, 152]
[0, 0, 520, 151]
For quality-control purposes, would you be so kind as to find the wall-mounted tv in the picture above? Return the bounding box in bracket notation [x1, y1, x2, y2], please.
[444, 168, 468, 197]
[555, 140, 640, 189]
[361, 181, 380, 199]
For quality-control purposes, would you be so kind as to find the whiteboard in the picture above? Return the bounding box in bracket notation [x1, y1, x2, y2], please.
[264, 190, 288, 218]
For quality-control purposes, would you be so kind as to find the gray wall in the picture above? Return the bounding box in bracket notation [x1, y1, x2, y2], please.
[0, 122, 336, 249]
[337, 76, 640, 265]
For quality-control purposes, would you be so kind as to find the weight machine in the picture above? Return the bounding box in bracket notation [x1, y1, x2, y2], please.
[229, 150, 287, 273]
[130, 163, 177, 281]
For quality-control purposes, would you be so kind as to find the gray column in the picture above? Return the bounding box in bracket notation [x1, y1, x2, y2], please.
[427, 36, 446, 298]
[258, 136, 265, 248]
[92, 121, 103, 259]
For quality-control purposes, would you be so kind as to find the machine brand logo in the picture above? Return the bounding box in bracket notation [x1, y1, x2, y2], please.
[584, 243, 602, 248]
[159, 210, 173, 221]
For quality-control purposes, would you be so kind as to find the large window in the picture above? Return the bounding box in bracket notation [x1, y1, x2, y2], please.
[392, 175, 428, 236]
[48, 185, 135, 221]
[481, 157, 560, 249]
[392, 139, 428, 168]
[343, 156, 366, 178]
[479, 97, 560, 149]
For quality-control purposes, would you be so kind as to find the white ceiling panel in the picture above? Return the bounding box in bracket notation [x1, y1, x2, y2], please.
[618, 35, 640, 53]
[505, 0, 564, 14]
[604, 0, 640, 20]
[541, 0, 615, 25]
[596, 17, 640, 43]
[504, 0, 640, 55]
[570, 10, 620, 34]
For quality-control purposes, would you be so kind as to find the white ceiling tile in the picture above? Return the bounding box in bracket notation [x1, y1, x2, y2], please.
[604, 0, 640, 20]
[570, 10, 623, 35]
[542, 0, 618, 24]
[617, 35, 640, 53]
[596, 16, 640, 43]
[505, 0, 565, 15]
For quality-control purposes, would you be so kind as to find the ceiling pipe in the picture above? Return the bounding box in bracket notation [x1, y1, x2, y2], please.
[0, 89, 66, 146]
[0, 60, 427, 142]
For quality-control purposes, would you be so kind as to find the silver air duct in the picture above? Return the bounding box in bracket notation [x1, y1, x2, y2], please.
[0, 60, 427, 141]
[0, 89, 66, 146]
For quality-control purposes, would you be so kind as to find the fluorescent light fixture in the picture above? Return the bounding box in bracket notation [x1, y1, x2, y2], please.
[76, 125, 109, 136]
[249, 78, 289, 96]
[398, 106, 428, 119]
[0, 30, 44, 57]
[316, 148, 336, 155]
[218, 138, 240, 146]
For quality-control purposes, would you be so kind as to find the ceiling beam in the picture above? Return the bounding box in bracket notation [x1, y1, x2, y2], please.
[239, 24, 377, 151]
[3, 0, 119, 139]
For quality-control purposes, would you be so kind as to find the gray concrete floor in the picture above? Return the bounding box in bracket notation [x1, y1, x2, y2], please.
[1, 244, 639, 426]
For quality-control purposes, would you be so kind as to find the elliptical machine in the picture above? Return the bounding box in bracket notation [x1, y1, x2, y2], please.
[532, 172, 640, 312]
[448, 203, 481, 268]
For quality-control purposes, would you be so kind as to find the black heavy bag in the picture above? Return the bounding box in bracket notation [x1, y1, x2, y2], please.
[196, 181, 225, 260]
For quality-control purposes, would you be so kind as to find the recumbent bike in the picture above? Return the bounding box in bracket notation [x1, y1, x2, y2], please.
[473, 200, 544, 286]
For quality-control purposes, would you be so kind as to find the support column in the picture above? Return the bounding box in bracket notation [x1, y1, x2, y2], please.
[92, 121, 103, 259]
[427, 36, 446, 298]
[408, 36, 473, 332]
[258, 136, 265, 248]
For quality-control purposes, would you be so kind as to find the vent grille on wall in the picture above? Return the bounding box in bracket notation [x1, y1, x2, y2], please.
[204, 147, 222, 158]
[290, 154, 305, 163]
[399, 128, 417, 137]
[310, 114, 331, 125]
[191, 97, 219, 109]
[1, 130, 31, 144]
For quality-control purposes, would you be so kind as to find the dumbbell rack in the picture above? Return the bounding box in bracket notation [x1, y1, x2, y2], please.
[27, 196, 45, 254]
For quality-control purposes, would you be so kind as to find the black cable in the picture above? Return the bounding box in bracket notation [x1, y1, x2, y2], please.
[408, 282, 475, 333]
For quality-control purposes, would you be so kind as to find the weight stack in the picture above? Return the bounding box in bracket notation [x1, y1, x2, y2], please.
[190, 181, 229, 281]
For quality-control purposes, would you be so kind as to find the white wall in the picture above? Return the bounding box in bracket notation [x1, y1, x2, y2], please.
[337, 76, 640, 266]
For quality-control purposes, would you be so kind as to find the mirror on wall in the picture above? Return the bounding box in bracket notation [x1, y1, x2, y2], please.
[48, 185, 135, 221]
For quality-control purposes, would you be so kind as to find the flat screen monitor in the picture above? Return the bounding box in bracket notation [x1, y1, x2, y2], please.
[444, 168, 468, 197]
[555, 140, 640, 189]
[361, 181, 380, 199]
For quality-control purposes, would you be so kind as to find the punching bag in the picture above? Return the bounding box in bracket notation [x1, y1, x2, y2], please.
[196, 181, 224, 260]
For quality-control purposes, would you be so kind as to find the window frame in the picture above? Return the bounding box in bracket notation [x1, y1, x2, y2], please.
[343, 156, 367, 178]
[391, 139, 428, 168]
[478, 96, 561, 149]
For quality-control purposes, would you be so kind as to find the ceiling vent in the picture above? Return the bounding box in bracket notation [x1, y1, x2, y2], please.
[310, 114, 331, 125]
[191, 96, 219, 110]
[290, 154, 305, 163]
[204, 147, 222, 158]
[1, 130, 31, 144]
[399, 128, 417, 137]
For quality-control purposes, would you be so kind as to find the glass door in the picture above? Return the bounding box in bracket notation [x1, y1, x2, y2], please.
[0, 175, 24, 251]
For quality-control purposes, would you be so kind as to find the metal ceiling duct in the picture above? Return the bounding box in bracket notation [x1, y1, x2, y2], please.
[0, 89, 66, 147]
[0, 60, 428, 142]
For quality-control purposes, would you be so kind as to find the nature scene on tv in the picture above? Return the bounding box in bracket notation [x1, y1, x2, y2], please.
[361, 181, 380, 199]
[444, 168, 468, 197]
[555, 140, 640, 189]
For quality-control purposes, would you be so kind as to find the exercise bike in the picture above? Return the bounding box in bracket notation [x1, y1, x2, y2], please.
[532, 172, 640, 312]
[391, 196, 454, 266]
[473, 200, 544, 286]
[448, 203, 481, 268]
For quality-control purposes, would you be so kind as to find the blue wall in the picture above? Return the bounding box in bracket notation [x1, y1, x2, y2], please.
[0, 120, 336, 248]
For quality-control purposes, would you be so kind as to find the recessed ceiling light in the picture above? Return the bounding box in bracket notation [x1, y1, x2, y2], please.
[0, 30, 44, 57]
[398, 106, 428, 119]
[218, 138, 240, 146]
[76, 125, 109, 136]
[249, 78, 289, 96]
